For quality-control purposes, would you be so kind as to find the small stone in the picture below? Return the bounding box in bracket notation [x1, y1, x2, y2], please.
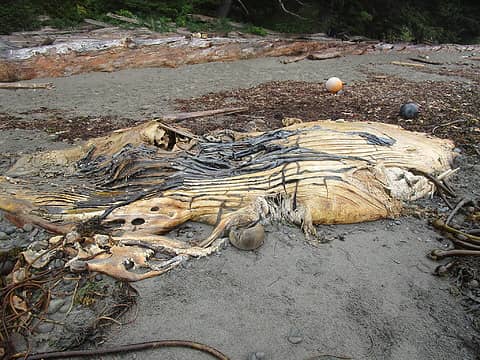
[95, 274, 103, 281]
[287, 328, 303, 344]
[5, 226, 16, 235]
[65, 231, 81, 244]
[394, 220, 401, 225]
[93, 234, 110, 246]
[466, 206, 476, 213]
[53, 259, 65, 269]
[248, 352, 266, 360]
[47, 298, 65, 314]
[22, 223, 34, 232]
[186, 231, 194, 239]
[287, 335, 303, 344]
[59, 302, 71, 314]
[467, 279, 479, 289]
[0, 259, 14, 275]
[0, 231, 8, 240]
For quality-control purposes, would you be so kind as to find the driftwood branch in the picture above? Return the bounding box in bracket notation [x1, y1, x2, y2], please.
[307, 52, 342, 60]
[408, 57, 443, 65]
[391, 61, 425, 68]
[159, 107, 248, 122]
[22, 339, 229, 360]
[282, 51, 341, 64]
[0, 82, 54, 90]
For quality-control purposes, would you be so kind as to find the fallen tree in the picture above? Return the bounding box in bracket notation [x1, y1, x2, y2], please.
[0, 35, 367, 81]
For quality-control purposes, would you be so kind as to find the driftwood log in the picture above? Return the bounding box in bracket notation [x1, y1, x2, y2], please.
[0, 36, 368, 82]
[0, 120, 455, 280]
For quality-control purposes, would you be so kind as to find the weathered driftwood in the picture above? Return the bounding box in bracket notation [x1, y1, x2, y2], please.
[0, 119, 455, 280]
[391, 61, 425, 68]
[0, 81, 54, 89]
[0, 36, 360, 81]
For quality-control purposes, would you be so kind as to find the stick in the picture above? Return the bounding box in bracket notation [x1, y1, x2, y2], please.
[430, 248, 480, 260]
[432, 219, 480, 244]
[277, 0, 307, 19]
[431, 119, 467, 134]
[446, 198, 471, 225]
[0, 82, 54, 90]
[468, 56, 480, 61]
[159, 107, 248, 122]
[391, 61, 425, 68]
[307, 52, 342, 60]
[106, 12, 140, 24]
[22, 340, 229, 360]
[408, 57, 443, 65]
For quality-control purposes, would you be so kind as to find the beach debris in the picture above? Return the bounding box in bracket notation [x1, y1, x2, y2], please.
[325, 77, 343, 93]
[400, 102, 420, 119]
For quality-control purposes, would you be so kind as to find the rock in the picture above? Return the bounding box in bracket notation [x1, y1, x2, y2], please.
[65, 231, 81, 244]
[0, 259, 14, 275]
[229, 223, 265, 251]
[95, 274, 103, 281]
[4, 226, 16, 235]
[399, 102, 420, 119]
[47, 298, 65, 314]
[0, 231, 8, 240]
[22, 223, 34, 232]
[93, 234, 110, 246]
[248, 352, 266, 360]
[467, 279, 479, 289]
[186, 231, 194, 239]
[53, 259, 65, 269]
[59, 301, 71, 313]
[287, 329, 303, 344]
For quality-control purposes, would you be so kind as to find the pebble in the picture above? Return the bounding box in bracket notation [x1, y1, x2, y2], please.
[5, 226, 16, 235]
[0, 231, 8, 240]
[53, 259, 65, 269]
[95, 274, 103, 281]
[65, 231, 81, 244]
[248, 352, 266, 360]
[93, 234, 110, 246]
[287, 329, 303, 344]
[47, 298, 66, 314]
[22, 223, 34, 232]
[467, 279, 479, 289]
[0, 259, 14, 275]
[186, 231, 194, 239]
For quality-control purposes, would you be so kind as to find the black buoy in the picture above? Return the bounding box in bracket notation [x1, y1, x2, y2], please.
[400, 102, 420, 119]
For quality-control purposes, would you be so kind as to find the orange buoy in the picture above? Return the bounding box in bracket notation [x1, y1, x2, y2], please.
[325, 77, 343, 93]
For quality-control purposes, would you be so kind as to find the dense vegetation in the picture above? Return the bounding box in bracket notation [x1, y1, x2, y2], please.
[1, 0, 479, 43]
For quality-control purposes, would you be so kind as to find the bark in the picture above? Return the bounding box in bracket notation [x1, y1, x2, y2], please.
[0, 36, 364, 82]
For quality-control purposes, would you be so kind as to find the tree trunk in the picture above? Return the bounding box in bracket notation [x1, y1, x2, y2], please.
[217, 0, 233, 18]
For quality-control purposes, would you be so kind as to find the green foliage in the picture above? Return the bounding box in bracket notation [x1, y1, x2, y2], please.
[0, 0, 479, 43]
[245, 25, 267, 36]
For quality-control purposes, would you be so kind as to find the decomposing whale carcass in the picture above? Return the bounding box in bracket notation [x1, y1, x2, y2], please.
[0, 119, 456, 280]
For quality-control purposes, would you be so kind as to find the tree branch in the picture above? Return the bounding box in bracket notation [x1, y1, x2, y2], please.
[277, 0, 307, 19]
